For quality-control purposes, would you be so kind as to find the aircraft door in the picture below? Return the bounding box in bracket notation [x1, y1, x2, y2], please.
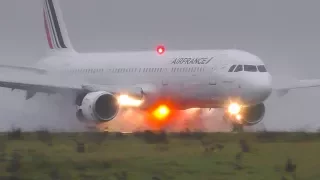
[208, 68, 222, 99]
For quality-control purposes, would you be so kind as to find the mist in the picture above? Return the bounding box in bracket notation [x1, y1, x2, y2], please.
[0, 0, 320, 131]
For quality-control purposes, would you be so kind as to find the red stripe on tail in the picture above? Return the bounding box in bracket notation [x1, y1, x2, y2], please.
[43, 10, 53, 49]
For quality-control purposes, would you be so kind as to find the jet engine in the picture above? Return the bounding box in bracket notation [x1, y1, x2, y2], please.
[224, 103, 265, 126]
[76, 91, 119, 122]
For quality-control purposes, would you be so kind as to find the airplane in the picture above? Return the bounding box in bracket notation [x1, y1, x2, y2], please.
[0, 0, 319, 131]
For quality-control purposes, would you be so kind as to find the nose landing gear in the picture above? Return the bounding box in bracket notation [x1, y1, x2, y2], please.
[223, 113, 245, 132]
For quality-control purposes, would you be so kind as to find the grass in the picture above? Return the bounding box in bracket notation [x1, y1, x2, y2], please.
[0, 129, 319, 179]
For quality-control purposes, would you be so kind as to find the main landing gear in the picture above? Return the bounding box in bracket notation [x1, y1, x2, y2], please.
[231, 122, 244, 132]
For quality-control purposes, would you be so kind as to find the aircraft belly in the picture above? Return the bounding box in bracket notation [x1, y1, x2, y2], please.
[180, 83, 208, 98]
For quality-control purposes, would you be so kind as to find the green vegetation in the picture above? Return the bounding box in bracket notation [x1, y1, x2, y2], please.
[0, 128, 319, 179]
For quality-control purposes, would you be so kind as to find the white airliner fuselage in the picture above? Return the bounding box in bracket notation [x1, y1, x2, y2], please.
[37, 49, 272, 109]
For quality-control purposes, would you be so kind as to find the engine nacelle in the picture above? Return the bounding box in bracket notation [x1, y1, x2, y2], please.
[224, 103, 265, 126]
[241, 103, 265, 126]
[77, 91, 119, 122]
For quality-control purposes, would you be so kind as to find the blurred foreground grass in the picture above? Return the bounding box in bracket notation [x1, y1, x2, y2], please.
[0, 129, 319, 179]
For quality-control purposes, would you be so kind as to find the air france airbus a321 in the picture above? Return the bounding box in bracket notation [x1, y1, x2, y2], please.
[0, 0, 319, 131]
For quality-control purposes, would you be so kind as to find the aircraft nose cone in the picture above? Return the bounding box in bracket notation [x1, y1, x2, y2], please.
[257, 74, 272, 101]
[242, 73, 272, 104]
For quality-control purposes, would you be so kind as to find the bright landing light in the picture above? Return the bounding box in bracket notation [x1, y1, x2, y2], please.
[227, 103, 241, 115]
[152, 105, 170, 120]
[117, 94, 143, 107]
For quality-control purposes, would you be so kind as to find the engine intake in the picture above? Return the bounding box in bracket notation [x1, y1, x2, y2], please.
[224, 103, 265, 126]
[77, 91, 119, 122]
[241, 103, 265, 126]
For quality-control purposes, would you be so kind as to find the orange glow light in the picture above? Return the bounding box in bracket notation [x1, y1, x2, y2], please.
[152, 105, 170, 120]
[227, 103, 241, 115]
[117, 94, 143, 107]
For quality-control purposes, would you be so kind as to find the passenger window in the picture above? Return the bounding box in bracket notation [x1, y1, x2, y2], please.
[228, 65, 236, 72]
[244, 65, 257, 72]
[257, 65, 267, 72]
[234, 65, 243, 72]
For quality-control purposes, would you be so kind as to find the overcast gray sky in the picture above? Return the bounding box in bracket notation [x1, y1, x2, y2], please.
[0, 0, 319, 131]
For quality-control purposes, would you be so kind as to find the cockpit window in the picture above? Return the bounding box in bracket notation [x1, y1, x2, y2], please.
[228, 65, 236, 72]
[234, 65, 243, 72]
[244, 65, 257, 72]
[257, 65, 267, 72]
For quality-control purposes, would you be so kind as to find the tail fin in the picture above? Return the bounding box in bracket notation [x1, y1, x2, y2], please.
[42, 0, 75, 53]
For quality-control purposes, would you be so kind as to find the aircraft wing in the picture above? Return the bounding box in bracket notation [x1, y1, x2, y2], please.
[273, 79, 320, 97]
[0, 64, 47, 74]
[0, 73, 147, 99]
[0, 75, 81, 94]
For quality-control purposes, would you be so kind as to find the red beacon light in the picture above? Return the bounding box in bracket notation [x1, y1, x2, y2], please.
[156, 45, 165, 55]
